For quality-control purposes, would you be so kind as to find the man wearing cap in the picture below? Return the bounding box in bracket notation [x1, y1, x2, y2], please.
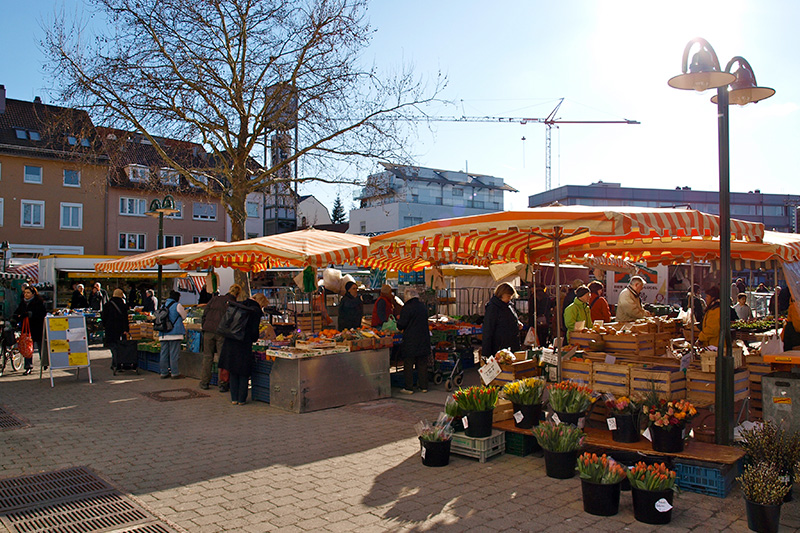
[397, 288, 430, 394]
[564, 285, 592, 343]
[338, 281, 363, 330]
[616, 275, 647, 322]
[371, 285, 395, 328]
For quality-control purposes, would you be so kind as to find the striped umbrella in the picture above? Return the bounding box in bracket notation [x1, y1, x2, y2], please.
[94, 241, 227, 272]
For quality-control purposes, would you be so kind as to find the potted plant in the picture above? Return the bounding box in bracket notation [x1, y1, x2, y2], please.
[532, 420, 585, 479]
[502, 377, 545, 429]
[605, 395, 641, 443]
[415, 414, 454, 467]
[577, 452, 627, 516]
[641, 396, 697, 453]
[628, 462, 677, 524]
[444, 396, 464, 432]
[737, 461, 789, 533]
[739, 421, 800, 502]
[547, 380, 595, 427]
[452, 385, 499, 438]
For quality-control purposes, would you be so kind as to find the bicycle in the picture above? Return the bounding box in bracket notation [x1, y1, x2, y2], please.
[0, 323, 23, 376]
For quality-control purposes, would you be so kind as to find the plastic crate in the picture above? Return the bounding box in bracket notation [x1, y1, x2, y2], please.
[251, 384, 270, 403]
[451, 430, 505, 463]
[674, 459, 740, 498]
[186, 330, 202, 353]
[253, 359, 273, 374]
[505, 432, 539, 457]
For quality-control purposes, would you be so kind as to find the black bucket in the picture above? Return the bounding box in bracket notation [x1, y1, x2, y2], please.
[512, 403, 542, 429]
[419, 438, 451, 467]
[631, 487, 674, 524]
[465, 409, 493, 438]
[612, 414, 640, 443]
[554, 411, 586, 428]
[650, 425, 684, 453]
[543, 449, 577, 479]
[745, 498, 782, 533]
[581, 479, 621, 516]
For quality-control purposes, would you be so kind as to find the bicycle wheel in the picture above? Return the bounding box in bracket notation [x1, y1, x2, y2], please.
[10, 346, 22, 371]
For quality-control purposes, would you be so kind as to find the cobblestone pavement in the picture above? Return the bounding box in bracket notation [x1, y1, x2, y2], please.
[1, 348, 799, 532]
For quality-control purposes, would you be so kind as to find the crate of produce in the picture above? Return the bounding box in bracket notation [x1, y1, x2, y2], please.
[652, 332, 674, 356]
[686, 368, 750, 405]
[591, 362, 630, 396]
[602, 333, 655, 356]
[562, 358, 592, 385]
[488, 359, 539, 386]
[251, 384, 270, 403]
[674, 459, 740, 498]
[569, 331, 603, 350]
[451, 430, 505, 463]
[505, 432, 539, 457]
[630, 366, 686, 399]
[430, 329, 456, 343]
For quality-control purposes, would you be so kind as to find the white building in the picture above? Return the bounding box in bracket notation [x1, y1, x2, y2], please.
[297, 195, 332, 228]
[348, 163, 517, 235]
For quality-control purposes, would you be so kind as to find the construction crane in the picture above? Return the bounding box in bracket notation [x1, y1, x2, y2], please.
[409, 98, 640, 190]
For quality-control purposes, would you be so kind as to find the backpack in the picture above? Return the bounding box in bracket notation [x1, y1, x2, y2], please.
[153, 301, 177, 332]
[216, 301, 252, 342]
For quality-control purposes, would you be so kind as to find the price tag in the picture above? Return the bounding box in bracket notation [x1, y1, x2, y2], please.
[607, 418, 617, 431]
[462, 416, 469, 429]
[654, 498, 673, 513]
[540, 350, 559, 366]
[513, 411, 524, 424]
[547, 367, 558, 381]
[478, 356, 502, 385]
[642, 428, 652, 441]
[604, 354, 616, 365]
[420, 446, 426, 459]
[680, 351, 692, 371]
[552, 413, 562, 425]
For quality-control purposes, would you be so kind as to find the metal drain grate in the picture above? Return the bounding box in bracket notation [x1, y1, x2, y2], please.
[0, 406, 28, 431]
[140, 388, 210, 402]
[0, 467, 181, 533]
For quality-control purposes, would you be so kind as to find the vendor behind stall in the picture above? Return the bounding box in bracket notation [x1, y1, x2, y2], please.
[564, 286, 592, 343]
[587, 281, 612, 323]
[371, 285, 395, 328]
[338, 281, 363, 330]
[616, 275, 647, 322]
[697, 286, 721, 347]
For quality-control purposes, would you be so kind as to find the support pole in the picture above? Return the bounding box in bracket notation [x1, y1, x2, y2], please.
[157, 213, 164, 304]
[554, 230, 562, 381]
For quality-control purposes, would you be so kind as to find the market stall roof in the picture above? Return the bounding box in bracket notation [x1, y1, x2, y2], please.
[0, 271, 26, 280]
[7, 263, 38, 282]
[94, 241, 227, 272]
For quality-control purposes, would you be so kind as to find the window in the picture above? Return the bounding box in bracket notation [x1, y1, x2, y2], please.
[119, 197, 148, 216]
[192, 236, 215, 243]
[165, 200, 183, 219]
[24, 166, 42, 184]
[21, 200, 45, 227]
[63, 169, 80, 187]
[60, 203, 83, 229]
[0, 198, 3, 226]
[126, 164, 150, 183]
[403, 216, 422, 228]
[435, 197, 443, 205]
[163, 235, 182, 248]
[246, 201, 259, 218]
[452, 188, 464, 197]
[159, 168, 180, 186]
[119, 233, 146, 251]
[67, 136, 77, 145]
[29, 131, 40, 141]
[247, 232, 259, 239]
[360, 221, 366, 233]
[764, 205, 785, 217]
[190, 173, 208, 187]
[81, 139, 90, 147]
[411, 195, 419, 203]
[192, 202, 217, 221]
[15, 129, 26, 139]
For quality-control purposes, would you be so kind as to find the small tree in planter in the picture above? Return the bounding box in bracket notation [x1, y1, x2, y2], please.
[532, 421, 585, 479]
[577, 453, 627, 516]
[739, 421, 800, 500]
[738, 461, 790, 533]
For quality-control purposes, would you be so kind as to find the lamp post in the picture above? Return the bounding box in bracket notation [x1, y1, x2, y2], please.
[145, 195, 179, 303]
[0, 241, 9, 273]
[669, 38, 775, 445]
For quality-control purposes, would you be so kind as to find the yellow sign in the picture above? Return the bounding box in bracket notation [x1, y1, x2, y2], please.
[773, 397, 792, 405]
[69, 352, 88, 366]
[50, 340, 70, 353]
[50, 318, 69, 331]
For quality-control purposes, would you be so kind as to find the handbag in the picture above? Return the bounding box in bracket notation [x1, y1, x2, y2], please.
[523, 327, 538, 346]
[18, 318, 34, 359]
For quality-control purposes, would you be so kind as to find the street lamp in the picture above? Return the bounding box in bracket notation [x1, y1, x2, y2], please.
[669, 37, 775, 445]
[146, 195, 179, 302]
[0, 241, 9, 273]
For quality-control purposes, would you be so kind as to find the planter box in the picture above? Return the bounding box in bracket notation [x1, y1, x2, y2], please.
[591, 362, 630, 396]
[686, 368, 750, 405]
[630, 366, 686, 399]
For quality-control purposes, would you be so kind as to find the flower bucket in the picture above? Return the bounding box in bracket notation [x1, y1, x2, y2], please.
[419, 437, 451, 467]
[744, 498, 782, 533]
[554, 411, 586, 428]
[650, 424, 685, 453]
[543, 449, 577, 479]
[512, 403, 542, 429]
[631, 487, 674, 524]
[612, 414, 640, 443]
[464, 409, 493, 438]
[581, 479, 621, 516]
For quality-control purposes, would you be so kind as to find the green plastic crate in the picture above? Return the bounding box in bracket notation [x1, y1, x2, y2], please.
[505, 432, 539, 457]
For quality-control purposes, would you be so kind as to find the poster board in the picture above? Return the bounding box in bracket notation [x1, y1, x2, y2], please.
[606, 265, 668, 306]
[44, 314, 93, 387]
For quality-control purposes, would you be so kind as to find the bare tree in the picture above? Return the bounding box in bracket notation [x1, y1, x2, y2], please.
[44, 0, 443, 284]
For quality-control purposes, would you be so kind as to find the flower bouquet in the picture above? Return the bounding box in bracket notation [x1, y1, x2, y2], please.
[415, 413, 454, 468]
[628, 462, 677, 525]
[642, 396, 697, 452]
[452, 385, 499, 438]
[577, 453, 627, 516]
[532, 421, 585, 479]
[605, 395, 641, 443]
[502, 377, 545, 429]
[547, 381, 595, 427]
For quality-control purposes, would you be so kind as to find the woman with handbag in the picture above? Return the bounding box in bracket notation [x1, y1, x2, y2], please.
[13, 286, 47, 375]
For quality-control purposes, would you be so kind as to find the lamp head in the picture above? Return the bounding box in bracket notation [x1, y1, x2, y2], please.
[0, 241, 9, 252]
[145, 198, 162, 218]
[711, 56, 775, 106]
[668, 38, 736, 92]
[146, 195, 179, 216]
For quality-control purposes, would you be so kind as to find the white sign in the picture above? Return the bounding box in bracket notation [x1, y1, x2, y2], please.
[604, 354, 616, 365]
[643, 428, 652, 441]
[607, 418, 617, 431]
[420, 446, 426, 459]
[680, 352, 692, 371]
[606, 265, 669, 306]
[574, 320, 585, 332]
[552, 413, 562, 425]
[655, 498, 673, 513]
[462, 416, 469, 429]
[540, 350, 559, 366]
[514, 411, 524, 424]
[478, 356, 502, 385]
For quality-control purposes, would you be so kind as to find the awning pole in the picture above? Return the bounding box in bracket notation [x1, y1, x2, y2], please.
[554, 229, 562, 381]
[690, 255, 695, 347]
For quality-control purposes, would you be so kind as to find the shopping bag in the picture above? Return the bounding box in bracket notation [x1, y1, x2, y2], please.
[18, 318, 34, 359]
[381, 316, 398, 332]
[523, 327, 537, 346]
[761, 332, 783, 355]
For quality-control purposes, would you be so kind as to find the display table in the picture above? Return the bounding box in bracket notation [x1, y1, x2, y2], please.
[269, 348, 391, 413]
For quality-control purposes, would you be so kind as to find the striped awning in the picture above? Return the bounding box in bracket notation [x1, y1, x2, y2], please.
[0, 271, 26, 280]
[95, 241, 227, 272]
[6, 263, 38, 282]
[177, 276, 207, 293]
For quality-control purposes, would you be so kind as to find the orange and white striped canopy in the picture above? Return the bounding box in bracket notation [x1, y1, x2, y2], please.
[178, 228, 373, 271]
[367, 206, 765, 266]
[95, 241, 228, 273]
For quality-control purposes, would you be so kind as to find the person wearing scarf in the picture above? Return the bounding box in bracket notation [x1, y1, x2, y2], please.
[616, 275, 647, 322]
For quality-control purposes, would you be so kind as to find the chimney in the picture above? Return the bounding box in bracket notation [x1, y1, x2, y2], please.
[33, 96, 42, 104]
[0, 85, 5, 114]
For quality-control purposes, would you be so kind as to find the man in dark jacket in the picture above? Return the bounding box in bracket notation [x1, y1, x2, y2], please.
[397, 288, 430, 394]
[200, 284, 241, 390]
[482, 283, 522, 357]
[102, 289, 130, 369]
[142, 289, 158, 313]
[338, 281, 363, 330]
[218, 295, 263, 405]
[89, 282, 109, 311]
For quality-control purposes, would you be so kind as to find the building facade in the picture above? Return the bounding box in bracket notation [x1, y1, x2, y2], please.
[297, 194, 332, 228]
[348, 163, 517, 235]
[528, 182, 800, 233]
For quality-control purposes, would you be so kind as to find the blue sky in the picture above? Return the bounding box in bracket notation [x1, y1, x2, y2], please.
[2, 1, 798, 213]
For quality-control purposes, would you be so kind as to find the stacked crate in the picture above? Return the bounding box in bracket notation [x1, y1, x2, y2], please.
[746, 355, 771, 420]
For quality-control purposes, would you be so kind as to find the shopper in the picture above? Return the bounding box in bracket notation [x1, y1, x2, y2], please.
[127, 284, 142, 307]
[218, 293, 264, 405]
[199, 284, 241, 391]
[13, 286, 47, 375]
[198, 285, 213, 305]
[616, 275, 647, 322]
[371, 284, 395, 328]
[564, 286, 592, 343]
[397, 288, 431, 394]
[697, 286, 721, 347]
[736, 278, 748, 295]
[733, 293, 752, 320]
[528, 283, 552, 347]
[142, 289, 158, 313]
[70, 283, 89, 309]
[587, 280, 612, 323]
[781, 297, 800, 350]
[682, 284, 706, 325]
[102, 288, 130, 369]
[338, 281, 363, 330]
[89, 282, 109, 311]
[158, 290, 187, 379]
[482, 282, 522, 357]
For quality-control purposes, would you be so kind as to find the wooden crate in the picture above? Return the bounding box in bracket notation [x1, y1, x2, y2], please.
[591, 362, 630, 396]
[686, 369, 750, 405]
[630, 366, 686, 400]
[746, 355, 770, 421]
[569, 331, 603, 349]
[562, 359, 592, 385]
[652, 332, 674, 356]
[493, 398, 514, 422]
[699, 350, 744, 372]
[488, 359, 540, 386]
[602, 333, 655, 356]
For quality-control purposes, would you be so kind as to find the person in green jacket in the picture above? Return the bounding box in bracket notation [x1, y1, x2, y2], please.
[564, 286, 592, 343]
